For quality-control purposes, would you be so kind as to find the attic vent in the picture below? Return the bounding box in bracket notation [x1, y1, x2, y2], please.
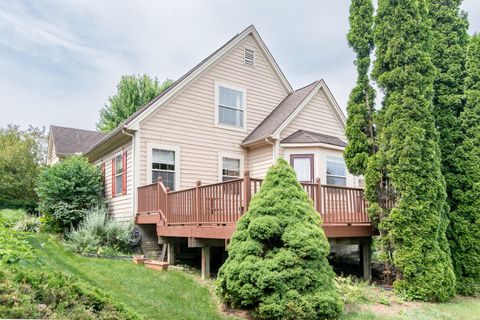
[244, 48, 255, 66]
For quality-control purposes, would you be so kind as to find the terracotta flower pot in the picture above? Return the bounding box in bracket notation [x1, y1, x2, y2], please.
[132, 255, 148, 265]
[144, 259, 169, 271]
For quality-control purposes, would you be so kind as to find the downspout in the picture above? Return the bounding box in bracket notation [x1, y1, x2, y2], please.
[122, 127, 136, 216]
[265, 137, 275, 164]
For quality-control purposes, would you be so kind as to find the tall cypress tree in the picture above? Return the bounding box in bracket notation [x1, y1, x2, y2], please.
[344, 0, 376, 176]
[368, 0, 456, 301]
[428, 0, 469, 209]
[448, 34, 480, 296]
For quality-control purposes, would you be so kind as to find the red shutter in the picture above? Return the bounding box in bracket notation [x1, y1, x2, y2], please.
[122, 150, 127, 194]
[111, 158, 115, 197]
[101, 162, 106, 196]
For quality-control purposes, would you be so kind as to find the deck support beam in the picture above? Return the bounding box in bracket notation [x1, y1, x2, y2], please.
[167, 243, 176, 266]
[201, 246, 211, 280]
[359, 238, 372, 281]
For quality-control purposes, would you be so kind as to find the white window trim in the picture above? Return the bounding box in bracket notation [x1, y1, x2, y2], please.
[325, 155, 347, 185]
[218, 151, 245, 182]
[244, 47, 255, 67]
[147, 143, 181, 191]
[113, 151, 124, 196]
[214, 81, 247, 132]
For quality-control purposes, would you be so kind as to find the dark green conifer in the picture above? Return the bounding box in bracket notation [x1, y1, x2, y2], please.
[448, 34, 480, 296]
[344, 0, 376, 176]
[218, 159, 343, 319]
[428, 0, 469, 210]
[368, 0, 456, 301]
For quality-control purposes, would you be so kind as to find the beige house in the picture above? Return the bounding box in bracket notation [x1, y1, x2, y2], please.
[47, 25, 359, 222]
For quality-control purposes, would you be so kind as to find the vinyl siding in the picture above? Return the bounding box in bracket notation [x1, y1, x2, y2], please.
[96, 142, 134, 223]
[279, 89, 346, 158]
[248, 144, 273, 178]
[139, 35, 288, 189]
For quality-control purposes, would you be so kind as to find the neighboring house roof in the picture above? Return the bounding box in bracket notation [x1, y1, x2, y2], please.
[281, 129, 347, 147]
[242, 81, 319, 145]
[50, 125, 106, 156]
[84, 24, 293, 156]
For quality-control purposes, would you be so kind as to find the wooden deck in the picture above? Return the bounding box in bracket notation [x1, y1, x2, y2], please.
[135, 172, 374, 239]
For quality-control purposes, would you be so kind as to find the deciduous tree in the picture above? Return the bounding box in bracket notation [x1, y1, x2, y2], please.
[97, 75, 173, 132]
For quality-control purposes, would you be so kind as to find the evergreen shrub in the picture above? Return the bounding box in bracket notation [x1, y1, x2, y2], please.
[218, 159, 343, 320]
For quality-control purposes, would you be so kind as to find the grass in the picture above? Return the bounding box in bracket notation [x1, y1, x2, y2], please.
[343, 288, 480, 320]
[15, 232, 480, 320]
[27, 234, 232, 320]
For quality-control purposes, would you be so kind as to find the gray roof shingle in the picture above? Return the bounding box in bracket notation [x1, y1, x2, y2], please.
[281, 129, 347, 147]
[50, 126, 106, 156]
[242, 81, 319, 145]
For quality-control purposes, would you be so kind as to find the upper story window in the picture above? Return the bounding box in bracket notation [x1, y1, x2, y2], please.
[244, 48, 255, 66]
[326, 156, 346, 186]
[216, 84, 245, 130]
[152, 149, 176, 191]
[222, 157, 241, 181]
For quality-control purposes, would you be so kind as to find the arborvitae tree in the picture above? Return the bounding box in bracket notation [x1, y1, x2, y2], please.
[448, 34, 480, 296]
[428, 0, 469, 209]
[217, 159, 343, 320]
[368, 0, 456, 301]
[344, 0, 376, 176]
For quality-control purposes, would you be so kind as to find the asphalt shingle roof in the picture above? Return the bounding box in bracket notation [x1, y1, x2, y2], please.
[280, 129, 347, 147]
[50, 126, 106, 156]
[242, 81, 319, 145]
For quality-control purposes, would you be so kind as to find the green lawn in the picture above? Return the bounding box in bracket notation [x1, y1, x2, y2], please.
[27, 234, 232, 320]
[345, 295, 480, 320]
[22, 234, 480, 320]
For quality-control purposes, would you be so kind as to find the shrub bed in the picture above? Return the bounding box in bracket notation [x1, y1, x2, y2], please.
[67, 207, 137, 255]
[0, 266, 140, 319]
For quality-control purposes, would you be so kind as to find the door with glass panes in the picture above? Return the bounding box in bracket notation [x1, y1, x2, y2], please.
[290, 154, 314, 183]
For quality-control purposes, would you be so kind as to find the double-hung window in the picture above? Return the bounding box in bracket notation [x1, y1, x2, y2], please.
[218, 85, 245, 129]
[112, 151, 127, 196]
[326, 156, 347, 186]
[222, 157, 241, 181]
[152, 149, 176, 191]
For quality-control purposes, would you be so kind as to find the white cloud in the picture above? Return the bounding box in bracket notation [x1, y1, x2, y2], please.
[0, 0, 479, 130]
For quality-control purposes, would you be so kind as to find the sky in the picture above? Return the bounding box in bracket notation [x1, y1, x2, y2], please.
[1, 1, 479, 131]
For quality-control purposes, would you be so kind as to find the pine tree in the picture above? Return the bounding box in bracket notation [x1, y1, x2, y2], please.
[448, 34, 480, 296]
[344, 0, 376, 176]
[428, 0, 469, 210]
[368, 0, 456, 301]
[217, 159, 343, 319]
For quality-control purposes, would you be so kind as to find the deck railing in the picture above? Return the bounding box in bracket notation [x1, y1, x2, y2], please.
[137, 171, 370, 226]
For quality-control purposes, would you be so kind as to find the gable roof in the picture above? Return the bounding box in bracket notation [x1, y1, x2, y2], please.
[50, 125, 106, 156]
[85, 25, 293, 156]
[281, 129, 347, 147]
[242, 81, 319, 145]
[242, 79, 346, 146]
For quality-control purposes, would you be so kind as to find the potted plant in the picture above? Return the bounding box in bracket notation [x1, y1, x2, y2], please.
[132, 255, 148, 265]
[144, 259, 169, 271]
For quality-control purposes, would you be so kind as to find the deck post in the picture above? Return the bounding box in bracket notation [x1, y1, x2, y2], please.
[157, 177, 163, 213]
[243, 171, 251, 212]
[167, 243, 176, 266]
[195, 180, 201, 226]
[201, 246, 211, 280]
[315, 178, 322, 216]
[359, 238, 372, 281]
